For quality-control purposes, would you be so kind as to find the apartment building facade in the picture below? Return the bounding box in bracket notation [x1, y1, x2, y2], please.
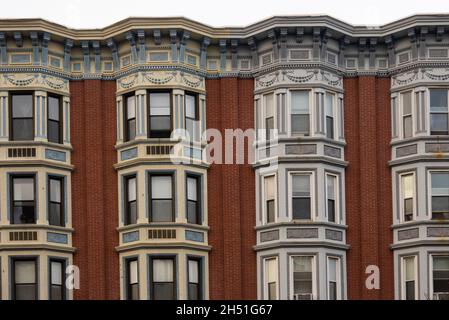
[0, 14, 448, 300]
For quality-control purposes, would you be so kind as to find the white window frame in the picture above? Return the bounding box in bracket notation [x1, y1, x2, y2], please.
[288, 171, 315, 221]
[289, 89, 312, 137]
[429, 254, 449, 300]
[289, 255, 317, 300]
[400, 90, 414, 139]
[427, 170, 449, 220]
[325, 92, 337, 140]
[327, 256, 342, 300]
[263, 93, 276, 141]
[262, 173, 277, 224]
[428, 87, 449, 136]
[325, 172, 340, 224]
[399, 172, 417, 223]
[401, 255, 418, 300]
[263, 256, 279, 300]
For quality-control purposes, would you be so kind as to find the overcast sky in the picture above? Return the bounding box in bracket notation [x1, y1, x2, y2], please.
[2, 0, 449, 29]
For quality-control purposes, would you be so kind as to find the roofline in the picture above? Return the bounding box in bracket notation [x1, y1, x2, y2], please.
[0, 14, 449, 41]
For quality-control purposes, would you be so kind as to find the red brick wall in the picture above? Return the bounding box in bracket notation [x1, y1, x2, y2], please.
[70, 80, 119, 300]
[344, 76, 393, 300]
[206, 78, 257, 299]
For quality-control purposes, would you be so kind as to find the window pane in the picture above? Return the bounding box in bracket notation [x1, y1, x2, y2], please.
[402, 92, 412, 115]
[188, 283, 199, 300]
[127, 119, 136, 141]
[432, 173, 449, 195]
[128, 202, 137, 225]
[150, 93, 170, 115]
[327, 175, 336, 200]
[14, 178, 34, 201]
[328, 258, 337, 282]
[433, 257, 449, 293]
[267, 200, 275, 223]
[292, 175, 310, 197]
[151, 200, 173, 222]
[50, 179, 61, 203]
[188, 260, 199, 284]
[49, 203, 62, 226]
[403, 116, 413, 138]
[292, 114, 309, 134]
[432, 197, 449, 215]
[430, 89, 448, 112]
[127, 96, 136, 119]
[402, 174, 414, 199]
[51, 261, 63, 285]
[15, 261, 35, 283]
[15, 285, 36, 300]
[405, 257, 415, 281]
[293, 256, 313, 296]
[48, 120, 60, 143]
[292, 198, 311, 220]
[406, 281, 415, 300]
[150, 116, 171, 131]
[12, 95, 33, 118]
[329, 282, 337, 300]
[153, 283, 174, 300]
[264, 94, 274, 118]
[325, 93, 334, 116]
[13, 202, 35, 224]
[264, 176, 275, 200]
[187, 201, 198, 224]
[127, 177, 136, 202]
[12, 119, 34, 140]
[153, 259, 173, 282]
[431, 114, 449, 135]
[129, 260, 138, 284]
[151, 176, 172, 199]
[326, 116, 334, 139]
[185, 95, 196, 119]
[291, 91, 309, 114]
[48, 97, 60, 121]
[187, 177, 197, 201]
[328, 200, 335, 222]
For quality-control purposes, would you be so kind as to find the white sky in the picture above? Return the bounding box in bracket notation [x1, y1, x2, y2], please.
[1, 0, 449, 29]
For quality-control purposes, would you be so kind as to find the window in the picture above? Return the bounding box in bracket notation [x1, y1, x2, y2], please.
[400, 173, 415, 222]
[402, 92, 413, 138]
[431, 172, 449, 220]
[291, 256, 313, 300]
[264, 257, 278, 300]
[264, 175, 276, 224]
[402, 256, 416, 300]
[48, 95, 62, 144]
[432, 256, 449, 300]
[188, 258, 202, 300]
[264, 94, 274, 140]
[48, 176, 64, 227]
[126, 258, 139, 300]
[149, 92, 171, 138]
[11, 93, 34, 141]
[430, 89, 449, 135]
[291, 91, 310, 135]
[326, 174, 338, 223]
[12, 258, 37, 300]
[325, 93, 335, 139]
[185, 94, 199, 141]
[291, 174, 312, 220]
[11, 175, 35, 224]
[124, 175, 137, 225]
[125, 95, 136, 141]
[151, 257, 176, 300]
[50, 259, 66, 300]
[327, 257, 341, 300]
[149, 174, 174, 222]
[187, 175, 200, 224]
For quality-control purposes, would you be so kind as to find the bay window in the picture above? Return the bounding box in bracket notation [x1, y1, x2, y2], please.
[327, 257, 341, 300]
[188, 258, 202, 300]
[11, 175, 36, 224]
[48, 95, 62, 144]
[186, 175, 201, 225]
[11, 93, 34, 141]
[326, 174, 338, 223]
[291, 256, 314, 300]
[149, 174, 174, 222]
[291, 91, 310, 135]
[430, 89, 449, 135]
[126, 258, 139, 300]
[50, 259, 66, 300]
[48, 176, 64, 226]
[12, 258, 37, 300]
[402, 256, 416, 300]
[151, 257, 176, 300]
[185, 94, 199, 141]
[430, 172, 449, 220]
[432, 256, 449, 300]
[291, 173, 312, 220]
[400, 173, 415, 222]
[325, 93, 334, 139]
[402, 92, 413, 138]
[124, 95, 136, 141]
[264, 175, 276, 224]
[149, 92, 172, 138]
[264, 257, 278, 300]
[124, 175, 137, 225]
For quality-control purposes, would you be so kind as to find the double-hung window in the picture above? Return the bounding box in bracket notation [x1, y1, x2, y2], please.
[400, 173, 415, 222]
[11, 175, 36, 224]
[291, 256, 314, 300]
[151, 257, 176, 300]
[291, 91, 310, 135]
[186, 175, 201, 224]
[264, 257, 278, 300]
[149, 92, 172, 138]
[125, 95, 136, 141]
[326, 174, 338, 223]
[48, 176, 64, 226]
[264, 175, 276, 224]
[149, 174, 174, 222]
[12, 258, 37, 300]
[126, 258, 139, 300]
[402, 92, 413, 138]
[327, 257, 341, 300]
[325, 93, 335, 139]
[188, 258, 202, 300]
[402, 256, 417, 300]
[291, 173, 312, 220]
[430, 172, 449, 220]
[432, 256, 449, 300]
[48, 95, 62, 144]
[185, 94, 199, 142]
[50, 259, 66, 300]
[264, 94, 274, 141]
[11, 93, 34, 141]
[430, 89, 449, 135]
[124, 175, 137, 225]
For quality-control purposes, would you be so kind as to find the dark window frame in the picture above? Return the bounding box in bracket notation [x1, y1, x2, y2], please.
[49, 258, 66, 300]
[148, 172, 175, 223]
[9, 91, 35, 142]
[125, 258, 139, 300]
[149, 256, 177, 300]
[186, 174, 201, 225]
[148, 90, 173, 139]
[47, 94, 63, 144]
[124, 174, 137, 226]
[48, 175, 65, 227]
[11, 257, 38, 300]
[187, 257, 203, 300]
[124, 93, 136, 142]
[291, 173, 312, 221]
[10, 173, 36, 224]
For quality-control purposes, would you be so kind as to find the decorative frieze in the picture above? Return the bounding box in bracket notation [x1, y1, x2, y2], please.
[0, 72, 69, 94]
[391, 68, 449, 90]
